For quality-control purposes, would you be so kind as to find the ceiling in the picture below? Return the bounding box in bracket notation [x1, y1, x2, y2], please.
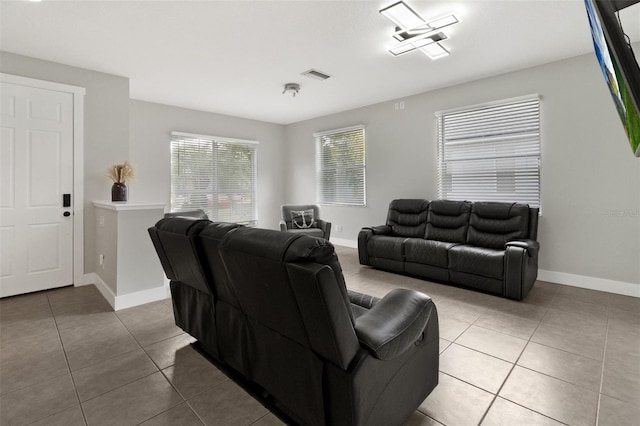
[1, 0, 639, 124]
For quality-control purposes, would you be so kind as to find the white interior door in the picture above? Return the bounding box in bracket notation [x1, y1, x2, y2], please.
[1, 82, 74, 297]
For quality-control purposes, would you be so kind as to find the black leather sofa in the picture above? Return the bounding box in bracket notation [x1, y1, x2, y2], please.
[149, 218, 439, 426]
[358, 199, 539, 300]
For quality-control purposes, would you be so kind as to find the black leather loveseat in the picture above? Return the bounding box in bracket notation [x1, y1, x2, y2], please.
[358, 199, 539, 300]
[149, 218, 439, 426]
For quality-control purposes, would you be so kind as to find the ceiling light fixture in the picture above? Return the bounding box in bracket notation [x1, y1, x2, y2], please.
[421, 43, 450, 60]
[389, 32, 447, 56]
[380, 1, 458, 60]
[282, 83, 300, 97]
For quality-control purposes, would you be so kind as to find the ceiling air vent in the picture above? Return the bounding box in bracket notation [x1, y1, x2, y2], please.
[301, 69, 331, 81]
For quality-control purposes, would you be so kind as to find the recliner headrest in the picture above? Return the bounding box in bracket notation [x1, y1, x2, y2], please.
[219, 227, 336, 263]
[429, 200, 471, 215]
[389, 199, 430, 214]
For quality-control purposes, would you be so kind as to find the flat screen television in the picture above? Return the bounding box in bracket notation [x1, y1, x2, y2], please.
[584, 0, 640, 157]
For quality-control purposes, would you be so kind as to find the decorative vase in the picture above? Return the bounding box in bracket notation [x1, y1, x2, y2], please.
[111, 182, 128, 202]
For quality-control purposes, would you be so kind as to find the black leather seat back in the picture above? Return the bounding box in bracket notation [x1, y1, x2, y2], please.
[467, 202, 530, 249]
[149, 218, 210, 294]
[219, 227, 359, 425]
[386, 199, 430, 237]
[219, 228, 357, 354]
[197, 222, 243, 305]
[425, 200, 471, 243]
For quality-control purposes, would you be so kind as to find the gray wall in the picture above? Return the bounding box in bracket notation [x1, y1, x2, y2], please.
[129, 100, 287, 230]
[285, 50, 640, 286]
[0, 52, 130, 274]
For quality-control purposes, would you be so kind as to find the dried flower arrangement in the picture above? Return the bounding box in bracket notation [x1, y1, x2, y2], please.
[107, 161, 135, 184]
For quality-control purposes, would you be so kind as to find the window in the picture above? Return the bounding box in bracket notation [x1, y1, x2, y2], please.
[436, 95, 541, 208]
[170, 132, 257, 225]
[314, 125, 366, 206]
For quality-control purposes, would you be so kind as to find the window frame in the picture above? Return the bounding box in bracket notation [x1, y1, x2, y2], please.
[170, 131, 259, 225]
[314, 125, 366, 207]
[435, 94, 541, 210]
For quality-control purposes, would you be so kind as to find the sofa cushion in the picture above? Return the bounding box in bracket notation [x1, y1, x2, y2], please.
[286, 227, 325, 238]
[404, 239, 458, 268]
[425, 200, 471, 243]
[367, 235, 404, 260]
[448, 245, 505, 279]
[386, 199, 429, 238]
[467, 202, 529, 249]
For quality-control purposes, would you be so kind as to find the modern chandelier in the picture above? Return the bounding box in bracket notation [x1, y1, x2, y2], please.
[380, 1, 459, 60]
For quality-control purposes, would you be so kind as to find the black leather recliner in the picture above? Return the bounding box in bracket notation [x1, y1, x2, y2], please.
[149, 218, 439, 426]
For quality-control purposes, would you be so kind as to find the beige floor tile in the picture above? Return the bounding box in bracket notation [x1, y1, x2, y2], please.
[440, 344, 513, 393]
[403, 411, 443, 426]
[139, 403, 203, 426]
[72, 349, 158, 402]
[487, 298, 548, 321]
[28, 404, 86, 426]
[598, 395, 640, 426]
[144, 333, 197, 370]
[251, 413, 289, 426]
[58, 314, 131, 353]
[434, 299, 487, 323]
[541, 308, 607, 337]
[520, 284, 558, 307]
[0, 347, 69, 395]
[116, 301, 174, 328]
[65, 330, 140, 371]
[0, 292, 51, 317]
[0, 330, 63, 366]
[418, 373, 494, 426]
[124, 316, 184, 347]
[456, 325, 527, 363]
[549, 294, 608, 317]
[0, 303, 53, 326]
[500, 366, 599, 425]
[475, 310, 539, 340]
[531, 324, 605, 360]
[518, 342, 603, 391]
[601, 350, 640, 405]
[82, 372, 182, 426]
[162, 349, 229, 399]
[481, 397, 563, 426]
[0, 374, 78, 426]
[439, 338, 451, 354]
[0, 315, 58, 344]
[555, 285, 611, 306]
[609, 294, 640, 313]
[438, 317, 470, 341]
[187, 380, 268, 426]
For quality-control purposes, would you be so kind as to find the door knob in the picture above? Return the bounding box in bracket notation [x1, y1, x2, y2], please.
[63, 211, 71, 217]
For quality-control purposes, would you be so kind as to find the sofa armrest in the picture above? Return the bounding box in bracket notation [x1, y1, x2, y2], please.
[279, 220, 288, 232]
[354, 289, 435, 360]
[348, 289, 380, 309]
[316, 219, 332, 240]
[371, 225, 392, 235]
[506, 239, 539, 257]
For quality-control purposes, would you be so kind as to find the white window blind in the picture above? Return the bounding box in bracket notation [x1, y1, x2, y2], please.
[436, 95, 541, 208]
[315, 125, 366, 206]
[170, 132, 258, 225]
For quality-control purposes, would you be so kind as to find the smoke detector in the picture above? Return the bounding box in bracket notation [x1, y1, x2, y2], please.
[282, 83, 300, 97]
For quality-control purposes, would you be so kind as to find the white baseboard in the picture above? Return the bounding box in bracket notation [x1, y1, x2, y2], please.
[331, 237, 358, 249]
[83, 273, 168, 310]
[538, 270, 639, 298]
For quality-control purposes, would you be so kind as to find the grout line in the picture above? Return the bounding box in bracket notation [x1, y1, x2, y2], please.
[476, 291, 554, 426]
[45, 291, 90, 426]
[595, 297, 612, 426]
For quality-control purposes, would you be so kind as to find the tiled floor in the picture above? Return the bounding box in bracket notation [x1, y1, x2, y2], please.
[0, 245, 638, 425]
